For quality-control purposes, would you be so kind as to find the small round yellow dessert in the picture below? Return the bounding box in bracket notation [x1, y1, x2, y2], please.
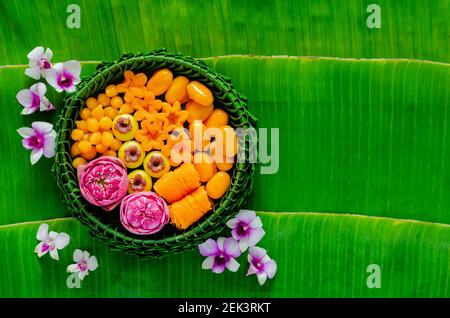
[118, 141, 145, 169]
[144, 151, 170, 178]
[127, 170, 152, 194]
[112, 114, 138, 141]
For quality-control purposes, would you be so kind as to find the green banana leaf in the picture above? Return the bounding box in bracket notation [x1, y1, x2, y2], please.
[2, 58, 449, 225]
[0, 0, 448, 64]
[1, 213, 449, 297]
[0, 0, 449, 298]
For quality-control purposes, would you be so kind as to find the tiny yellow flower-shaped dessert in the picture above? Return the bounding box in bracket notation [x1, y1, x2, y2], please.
[161, 101, 189, 132]
[161, 129, 193, 166]
[131, 73, 148, 87]
[135, 113, 169, 151]
[133, 106, 155, 122]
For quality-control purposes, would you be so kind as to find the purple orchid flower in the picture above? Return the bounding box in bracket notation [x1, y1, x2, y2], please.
[46, 60, 81, 93]
[25, 46, 53, 80]
[199, 237, 241, 274]
[226, 209, 265, 252]
[247, 247, 277, 286]
[34, 223, 70, 260]
[16, 83, 54, 115]
[17, 121, 56, 165]
[67, 249, 98, 280]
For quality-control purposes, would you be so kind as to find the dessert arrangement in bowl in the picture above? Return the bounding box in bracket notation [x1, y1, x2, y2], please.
[52, 49, 257, 258]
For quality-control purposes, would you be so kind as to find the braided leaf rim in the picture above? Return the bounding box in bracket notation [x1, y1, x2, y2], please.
[52, 49, 257, 258]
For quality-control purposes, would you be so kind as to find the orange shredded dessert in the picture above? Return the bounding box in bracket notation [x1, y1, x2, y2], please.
[169, 186, 212, 230]
[153, 163, 200, 203]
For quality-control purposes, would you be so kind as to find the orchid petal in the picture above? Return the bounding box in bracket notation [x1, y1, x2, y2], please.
[34, 242, 45, 255]
[22, 136, 35, 150]
[54, 232, 70, 249]
[246, 264, 258, 276]
[40, 98, 54, 112]
[31, 121, 53, 134]
[21, 107, 37, 115]
[67, 264, 79, 273]
[39, 100, 48, 112]
[264, 259, 277, 279]
[27, 46, 44, 60]
[250, 216, 263, 229]
[78, 270, 88, 281]
[43, 138, 55, 158]
[216, 237, 225, 252]
[73, 249, 83, 262]
[30, 148, 43, 164]
[83, 251, 90, 260]
[30, 82, 47, 96]
[231, 228, 241, 241]
[36, 223, 49, 241]
[46, 102, 55, 111]
[249, 246, 267, 261]
[45, 68, 62, 92]
[87, 256, 98, 271]
[256, 272, 268, 286]
[226, 218, 238, 228]
[198, 239, 219, 257]
[64, 85, 77, 93]
[238, 237, 249, 252]
[46, 129, 57, 139]
[36, 247, 49, 258]
[63, 60, 81, 77]
[25, 67, 41, 79]
[48, 231, 57, 240]
[201, 256, 214, 270]
[235, 209, 257, 223]
[223, 237, 241, 258]
[51, 62, 64, 73]
[18, 127, 35, 138]
[247, 228, 265, 247]
[225, 258, 240, 272]
[43, 48, 53, 60]
[211, 263, 225, 274]
[49, 248, 59, 261]
[16, 89, 32, 107]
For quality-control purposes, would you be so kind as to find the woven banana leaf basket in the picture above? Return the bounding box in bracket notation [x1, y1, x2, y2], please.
[51, 49, 257, 258]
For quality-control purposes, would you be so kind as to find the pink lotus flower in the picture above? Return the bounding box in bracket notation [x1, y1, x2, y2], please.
[17, 121, 56, 165]
[46, 60, 81, 93]
[120, 192, 169, 235]
[25, 46, 53, 80]
[199, 237, 241, 274]
[226, 209, 265, 252]
[247, 247, 277, 285]
[77, 157, 128, 211]
[16, 83, 54, 115]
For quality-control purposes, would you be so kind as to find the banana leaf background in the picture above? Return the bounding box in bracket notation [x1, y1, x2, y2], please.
[0, 0, 449, 297]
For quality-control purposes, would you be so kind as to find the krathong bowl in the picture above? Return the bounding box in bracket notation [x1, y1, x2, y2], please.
[52, 49, 257, 258]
